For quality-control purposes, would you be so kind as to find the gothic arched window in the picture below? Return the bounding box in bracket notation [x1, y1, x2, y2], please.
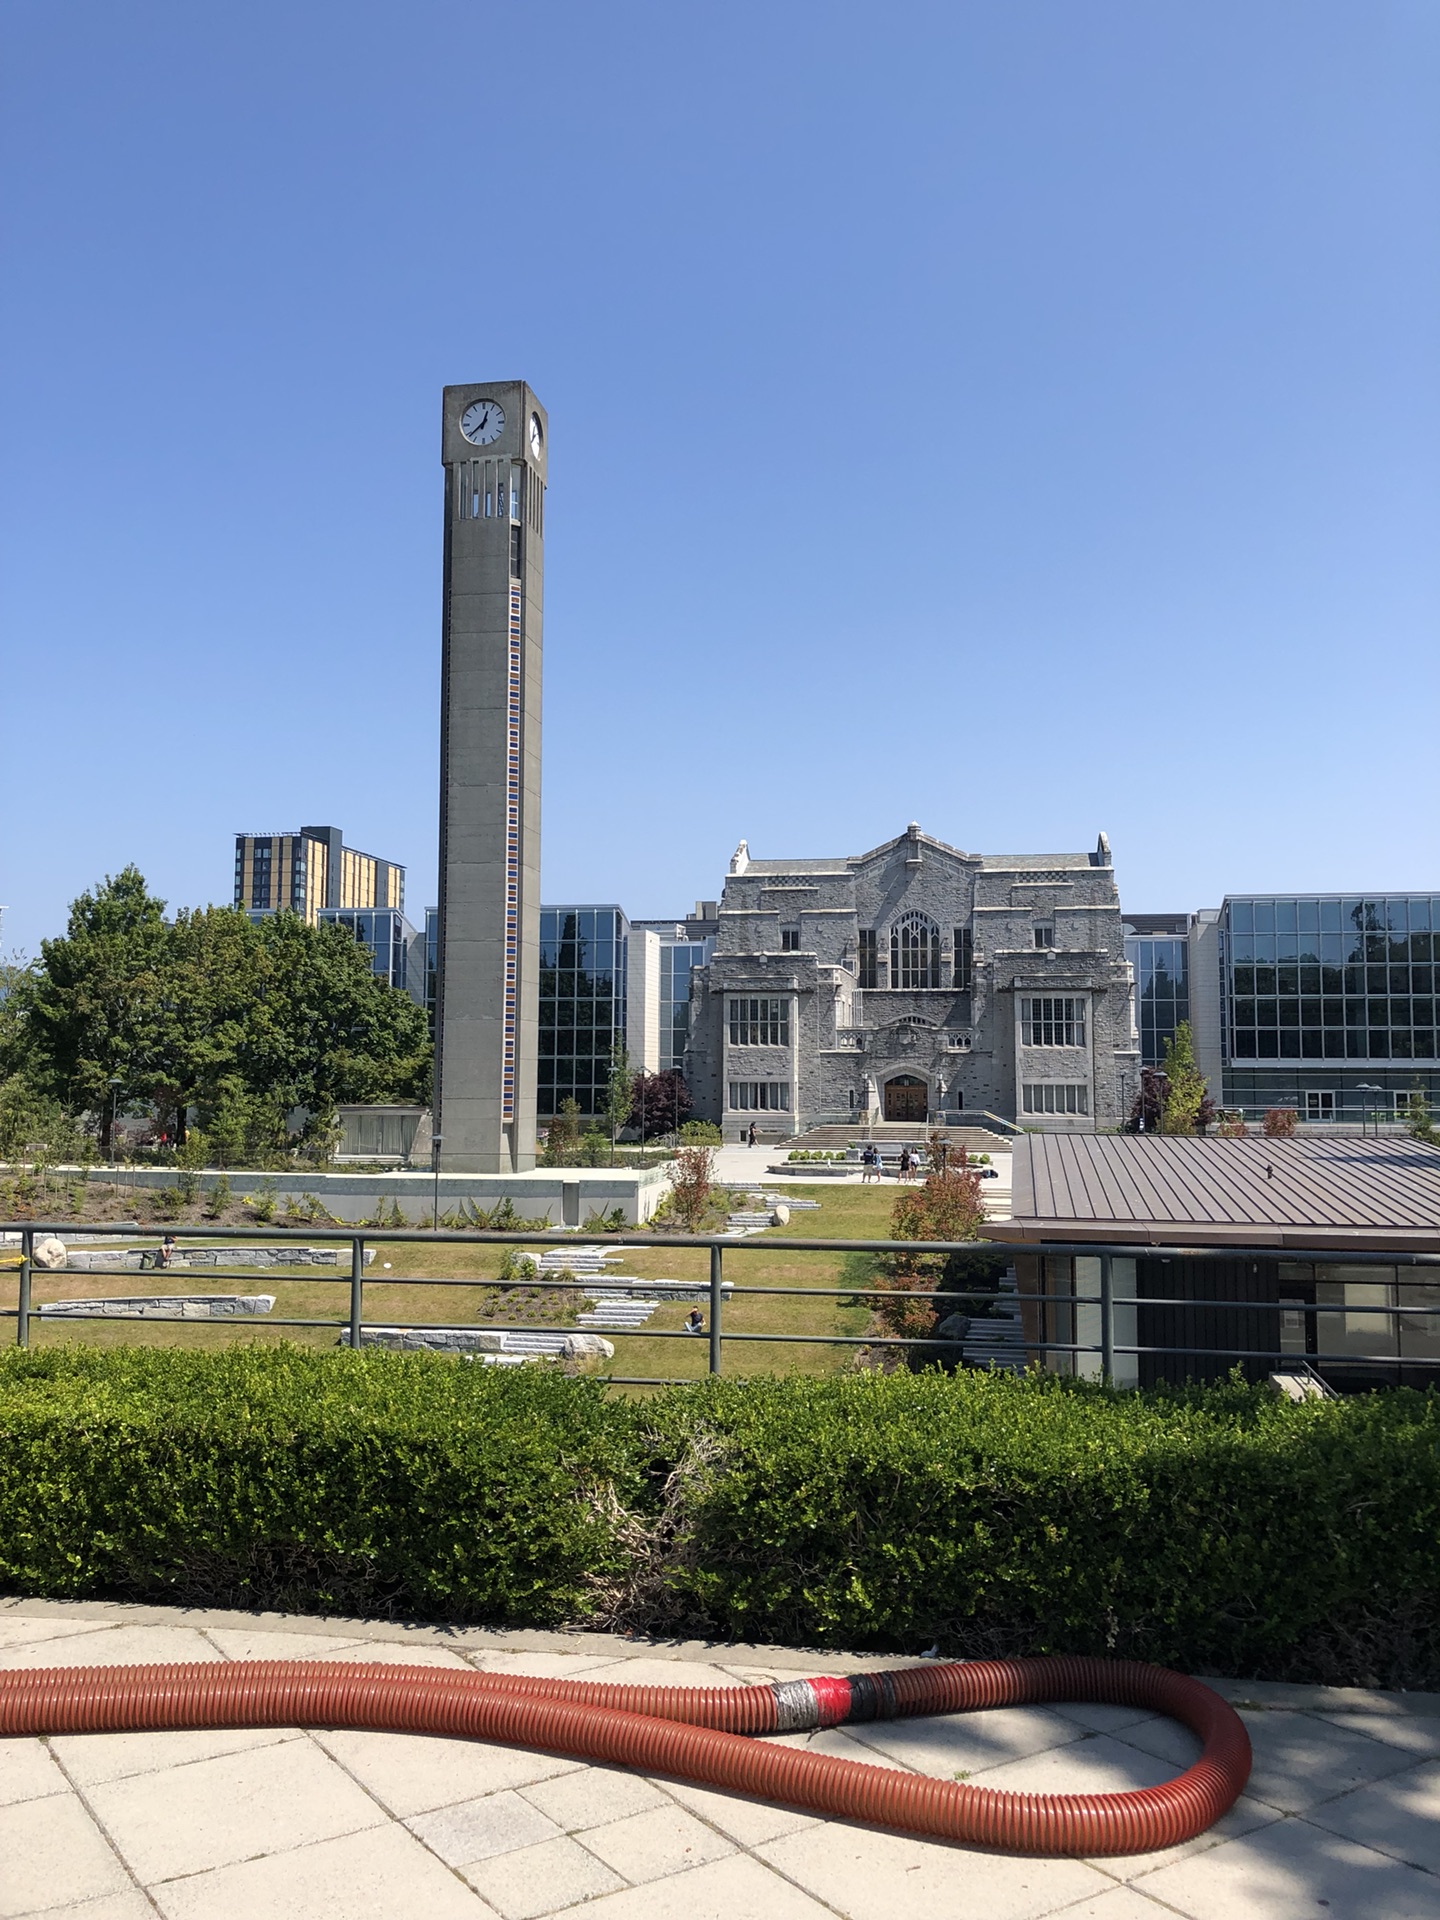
[890, 911, 940, 989]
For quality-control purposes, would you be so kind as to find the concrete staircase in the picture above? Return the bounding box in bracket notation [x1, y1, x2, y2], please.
[791, 1123, 1013, 1155]
[961, 1270, 1027, 1373]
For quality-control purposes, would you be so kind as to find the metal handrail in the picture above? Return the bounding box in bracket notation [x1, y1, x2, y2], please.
[4, 1220, 1439, 1384]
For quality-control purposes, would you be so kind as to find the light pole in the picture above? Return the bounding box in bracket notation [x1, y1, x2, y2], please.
[108, 1076, 123, 1165]
[1355, 1085, 1381, 1140]
[430, 1133, 443, 1231]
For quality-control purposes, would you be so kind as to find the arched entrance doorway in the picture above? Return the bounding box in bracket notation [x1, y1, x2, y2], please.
[883, 1074, 928, 1123]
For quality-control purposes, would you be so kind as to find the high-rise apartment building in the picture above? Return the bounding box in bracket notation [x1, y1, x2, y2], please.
[234, 826, 404, 923]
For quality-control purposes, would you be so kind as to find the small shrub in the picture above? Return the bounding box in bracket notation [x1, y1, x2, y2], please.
[151, 1186, 183, 1220]
[204, 1174, 232, 1219]
[1263, 1108, 1298, 1138]
[582, 1205, 627, 1232]
[678, 1121, 722, 1146]
[245, 1189, 276, 1224]
[1216, 1113, 1248, 1139]
[388, 1200, 407, 1228]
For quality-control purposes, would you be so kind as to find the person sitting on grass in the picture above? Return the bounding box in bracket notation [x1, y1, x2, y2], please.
[684, 1307, 705, 1335]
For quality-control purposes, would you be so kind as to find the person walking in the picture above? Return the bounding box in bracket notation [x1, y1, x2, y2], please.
[747, 1121, 757, 1149]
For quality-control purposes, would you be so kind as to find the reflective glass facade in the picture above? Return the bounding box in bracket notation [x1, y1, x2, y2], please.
[1221, 895, 1440, 1118]
[1125, 933, 1190, 1066]
[660, 939, 710, 1073]
[538, 906, 629, 1119]
[317, 907, 413, 993]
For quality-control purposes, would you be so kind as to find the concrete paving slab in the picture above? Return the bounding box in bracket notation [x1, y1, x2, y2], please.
[1042, 1895, 1179, 1919]
[82, 1734, 385, 1882]
[838, 1705, 1087, 1778]
[147, 1820, 503, 1920]
[1313, 1710, 1440, 1759]
[519, 1765, 669, 1832]
[1304, 1760, 1440, 1875]
[1133, 1814, 1440, 1919]
[0, 1735, 68, 1808]
[1234, 1709, 1421, 1813]
[965, 1732, 1180, 1797]
[0, 1625, 221, 1673]
[0, 1621, 115, 1652]
[407, 1789, 564, 1867]
[199, 1627, 364, 1661]
[311, 1727, 581, 1817]
[11, 1893, 157, 1920]
[460, 1834, 626, 1918]
[575, 1804, 735, 1883]
[52, 1724, 305, 1789]
[310, 1641, 473, 1668]
[0, 1792, 133, 1917]
[755, 1821, 1111, 1920]
[548, 1851, 836, 1919]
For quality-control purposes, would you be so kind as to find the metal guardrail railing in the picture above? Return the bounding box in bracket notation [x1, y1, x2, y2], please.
[3, 1222, 1438, 1387]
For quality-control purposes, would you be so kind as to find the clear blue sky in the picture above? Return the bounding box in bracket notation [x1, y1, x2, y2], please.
[3, 1, 1436, 958]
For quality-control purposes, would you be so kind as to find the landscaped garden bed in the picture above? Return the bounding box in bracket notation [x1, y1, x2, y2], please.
[1, 1346, 1435, 1690]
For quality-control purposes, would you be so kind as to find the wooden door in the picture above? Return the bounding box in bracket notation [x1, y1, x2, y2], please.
[883, 1076, 928, 1122]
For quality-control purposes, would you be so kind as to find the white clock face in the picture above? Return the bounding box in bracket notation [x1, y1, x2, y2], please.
[529, 412, 544, 459]
[460, 398, 505, 446]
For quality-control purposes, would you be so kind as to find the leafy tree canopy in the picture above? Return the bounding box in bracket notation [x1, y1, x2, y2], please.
[1, 868, 431, 1160]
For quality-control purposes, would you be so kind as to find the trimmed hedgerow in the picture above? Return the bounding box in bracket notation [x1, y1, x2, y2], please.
[637, 1372, 1440, 1687]
[0, 1347, 638, 1624]
[1, 1351, 1437, 1686]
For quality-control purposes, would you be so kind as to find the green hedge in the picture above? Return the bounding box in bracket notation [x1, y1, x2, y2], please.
[0, 1348, 637, 1624]
[1, 1350, 1436, 1686]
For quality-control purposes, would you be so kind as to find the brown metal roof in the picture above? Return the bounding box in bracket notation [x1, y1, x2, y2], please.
[1000, 1134, 1440, 1250]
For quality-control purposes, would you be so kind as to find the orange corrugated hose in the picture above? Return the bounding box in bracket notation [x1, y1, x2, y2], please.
[0, 1652, 1250, 1855]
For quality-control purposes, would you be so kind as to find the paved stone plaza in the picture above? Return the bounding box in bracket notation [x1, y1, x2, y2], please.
[2, 1599, 1437, 1918]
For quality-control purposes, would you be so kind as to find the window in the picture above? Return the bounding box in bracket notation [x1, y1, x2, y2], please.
[780, 929, 801, 951]
[728, 997, 790, 1046]
[858, 930, 878, 989]
[510, 524, 522, 576]
[1305, 1091, 1335, 1121]
[891, 911, 940, 988]
[1033, 926, 1055, 949]
[1023, 1084, 1089, 1114]
[1021, 997, 1086, 1046]
[954, 926, 973, 990]
[728, 1081, 791, 1111]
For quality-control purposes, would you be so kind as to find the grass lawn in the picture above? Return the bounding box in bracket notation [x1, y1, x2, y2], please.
[0, 1183, 906, 1384]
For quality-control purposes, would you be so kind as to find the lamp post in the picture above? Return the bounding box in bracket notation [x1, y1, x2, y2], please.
[107, 1076, 123, 1165]
[430, 1133, 443, 1230]
[1355, 1085, 1381, 1140]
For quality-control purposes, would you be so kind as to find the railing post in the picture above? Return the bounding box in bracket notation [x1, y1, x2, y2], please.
[708, 1244, 723, 1377]
[349, 1235, 365, 1350]
[1099, 1252, 1114, 1386]
[16, 1228, 32, 1348]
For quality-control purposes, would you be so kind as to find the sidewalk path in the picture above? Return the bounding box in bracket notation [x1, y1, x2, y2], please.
[2, 1598, 1436, 1919]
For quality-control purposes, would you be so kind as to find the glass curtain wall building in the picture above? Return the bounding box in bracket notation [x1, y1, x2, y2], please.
[1123, 914, 1191, 1067]
[317, 908, 412, 993]
[1222, 895, 1440, 1120]
[538, 906, 629, 1120]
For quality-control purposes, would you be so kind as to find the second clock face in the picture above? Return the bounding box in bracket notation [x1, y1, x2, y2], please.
[529, 412, 544, 458]
[460, 398, 505, 446]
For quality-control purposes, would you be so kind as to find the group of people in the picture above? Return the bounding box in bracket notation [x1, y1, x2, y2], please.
[859, 1145, 921, 1181]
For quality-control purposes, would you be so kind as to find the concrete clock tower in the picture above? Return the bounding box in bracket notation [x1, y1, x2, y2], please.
[434, 381, 548, 1173]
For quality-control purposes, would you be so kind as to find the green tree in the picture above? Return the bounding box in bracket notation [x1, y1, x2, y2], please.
[542, 1098, 582, 1166]
[3, 871, 431, 1163]
[602, 1040, 633, 1165]
[1159, 1022, 1213, 1137]
[2, 868, 172, 1157]
[1404, 1086, 1437, 1146]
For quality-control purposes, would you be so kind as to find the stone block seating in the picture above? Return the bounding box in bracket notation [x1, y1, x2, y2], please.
[39, 1294, 277, 1320]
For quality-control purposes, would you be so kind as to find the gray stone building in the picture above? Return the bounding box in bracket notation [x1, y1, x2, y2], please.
[685, 824, 1139, 1139]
